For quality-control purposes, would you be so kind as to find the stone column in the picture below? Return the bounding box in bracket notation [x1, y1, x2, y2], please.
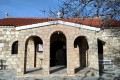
[67, 39, 75, 75]
[16, 40, 25, 76]
[92, 38, 99, 70]
[88, 37, 99, 76]
[94, 39, 99, 70]
[42, 39, 50, 75]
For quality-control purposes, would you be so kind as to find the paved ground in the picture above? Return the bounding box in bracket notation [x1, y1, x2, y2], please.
[0, 66, 120, 80]
[25, 66, 67, 75]
[16, 76, 99, 80]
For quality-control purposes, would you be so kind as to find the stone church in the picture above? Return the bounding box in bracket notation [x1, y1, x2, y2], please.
[0, 18, 120, 76]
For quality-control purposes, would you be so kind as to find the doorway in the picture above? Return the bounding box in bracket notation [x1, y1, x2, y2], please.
[24, 36, 43, 74]
[98, 39, 105, 76]
[50, 31, 67, 74]
[74, 36, 89, 73]
[50, 41, 66, 66]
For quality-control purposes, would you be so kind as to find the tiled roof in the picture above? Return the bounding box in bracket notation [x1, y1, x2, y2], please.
[63, 18, 120, 28]
[0, 18, 55, 27]
[0, 18, 120, 28]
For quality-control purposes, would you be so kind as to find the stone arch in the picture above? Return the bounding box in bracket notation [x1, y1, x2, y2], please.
[50, 31, 67, 43]
[74, 36, 89, 73]
[50, 31, 67, 73]
[24, 35, 43, 74]
[9, 38, 18, 50]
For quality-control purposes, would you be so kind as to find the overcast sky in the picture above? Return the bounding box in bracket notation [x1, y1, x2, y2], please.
[0, 0, 61, 19]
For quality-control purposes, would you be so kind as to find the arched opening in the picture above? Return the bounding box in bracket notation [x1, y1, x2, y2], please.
[24, 36, 43, 74]
[50, 31, 67, 74]
[12, 41, 18, 54]
[74, 36, 89, 73]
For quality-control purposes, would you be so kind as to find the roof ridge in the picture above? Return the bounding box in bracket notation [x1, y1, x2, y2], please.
[1, 17, 119, 21]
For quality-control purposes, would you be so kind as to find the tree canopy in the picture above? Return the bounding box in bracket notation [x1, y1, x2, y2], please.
[41, 0, 120, 20]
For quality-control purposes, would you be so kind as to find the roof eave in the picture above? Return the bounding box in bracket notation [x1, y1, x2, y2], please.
[16, 20, 101, 31]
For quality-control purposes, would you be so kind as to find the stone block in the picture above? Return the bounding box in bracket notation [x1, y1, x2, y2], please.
[6, 31, 11, 34]
[17, 68, 22, 72]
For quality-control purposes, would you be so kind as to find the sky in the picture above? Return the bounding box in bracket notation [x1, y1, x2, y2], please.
[0, 0, 61, 19]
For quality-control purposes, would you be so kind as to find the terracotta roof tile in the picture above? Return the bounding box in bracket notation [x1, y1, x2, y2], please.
[63, 18, 120, 28]
[0, 18, 119, 28]
[0, 18, 56, 27]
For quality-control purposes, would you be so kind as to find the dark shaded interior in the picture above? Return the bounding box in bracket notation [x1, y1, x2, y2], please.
[12, 41, 18, 54]
[97, 39, 105, 76]
[74, 36, 89, 73]
[50, 31, 67, 67]
[50, 41, 66, 67]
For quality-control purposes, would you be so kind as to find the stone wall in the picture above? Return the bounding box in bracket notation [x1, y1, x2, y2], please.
[97, 28, 120, 68]
[16, 24, 99, 75]
[0, 27, 19, 69]
[0, 24, 100, 76]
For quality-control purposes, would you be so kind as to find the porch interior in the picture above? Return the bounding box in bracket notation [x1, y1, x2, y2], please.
[25, 66, 92, 76]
